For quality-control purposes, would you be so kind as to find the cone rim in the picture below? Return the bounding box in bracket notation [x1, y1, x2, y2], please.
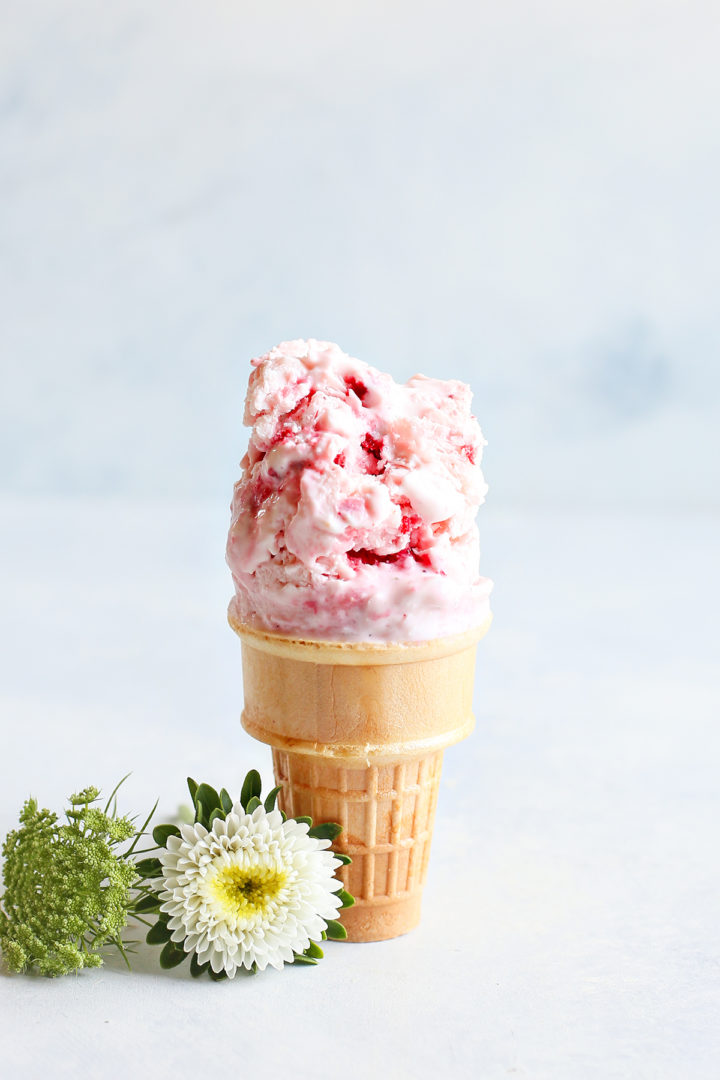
[243, 710, 475, 763]
[228, 607, 492, 665]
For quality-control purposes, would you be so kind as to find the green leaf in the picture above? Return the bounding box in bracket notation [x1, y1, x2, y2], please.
[208, 807, 225, 828]
[294, 816, 312, 826]
[293, 952, 318, 965]
[127, 797, 159, 856]
[133, 893, 161, 914]
[219, 788, 233, 814]
[159, 940, 188, 969]
[190, 953, 210, 979]
[264, 785, 282, 812]
[334, 853, 352, 865]
[240, 769, 262, 810]
[308, 822, 343, 841]
[187, 777, 198, 803]
[103, 773, 132, 815]
[195, 783, 222, 816]
[146, 919, 173, 945]
[194, 799, 205, 827]
[134, 857, 163, 878]
[152, 823, 181, 847]
[321, 930, 327, 941]
[280, 810, 287, 822]
[209, 967, 229, 981]
[324, 919, 347, 941]
[245, 796, 262, 813]
[337, 888, 355, 908]
[306, 940, 324, 959]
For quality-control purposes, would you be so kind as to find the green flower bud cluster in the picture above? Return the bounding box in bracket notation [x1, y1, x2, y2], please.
[0, 788, 141, 977]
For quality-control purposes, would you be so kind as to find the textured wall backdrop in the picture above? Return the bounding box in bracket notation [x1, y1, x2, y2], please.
[2, 1, 718, 508]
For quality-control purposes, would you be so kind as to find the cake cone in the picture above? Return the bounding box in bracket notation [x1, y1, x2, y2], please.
[229, 612, 492, 942]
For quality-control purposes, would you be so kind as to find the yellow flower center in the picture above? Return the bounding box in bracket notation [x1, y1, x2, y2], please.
[210, 863, 287, 919]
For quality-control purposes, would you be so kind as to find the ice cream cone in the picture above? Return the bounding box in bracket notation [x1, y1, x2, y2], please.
[228, 610, 492, 942]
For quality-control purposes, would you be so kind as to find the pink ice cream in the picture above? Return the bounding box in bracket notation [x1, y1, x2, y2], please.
[226, 339, 492, 642]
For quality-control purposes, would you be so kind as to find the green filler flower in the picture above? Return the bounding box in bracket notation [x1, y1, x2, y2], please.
[0, 781, 154, 976]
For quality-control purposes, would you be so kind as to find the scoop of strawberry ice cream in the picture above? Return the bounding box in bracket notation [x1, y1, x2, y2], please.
[226, 339, 493, 642]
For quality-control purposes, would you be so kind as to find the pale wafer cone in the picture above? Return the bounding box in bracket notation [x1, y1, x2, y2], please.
[228, 611, 492, 942]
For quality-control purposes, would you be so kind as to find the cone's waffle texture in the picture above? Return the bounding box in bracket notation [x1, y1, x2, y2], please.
[272, 747, 443, 940]
[229, 614, 491, 941]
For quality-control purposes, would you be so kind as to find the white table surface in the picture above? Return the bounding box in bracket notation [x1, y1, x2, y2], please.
[1, 497, 718, 1079]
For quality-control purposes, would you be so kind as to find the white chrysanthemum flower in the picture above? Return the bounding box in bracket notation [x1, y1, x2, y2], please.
[157, 803, 344, 976]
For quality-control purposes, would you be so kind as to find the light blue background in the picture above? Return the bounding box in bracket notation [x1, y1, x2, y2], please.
[2, 6, 720, 1078]
[3, 1, 718, 508]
